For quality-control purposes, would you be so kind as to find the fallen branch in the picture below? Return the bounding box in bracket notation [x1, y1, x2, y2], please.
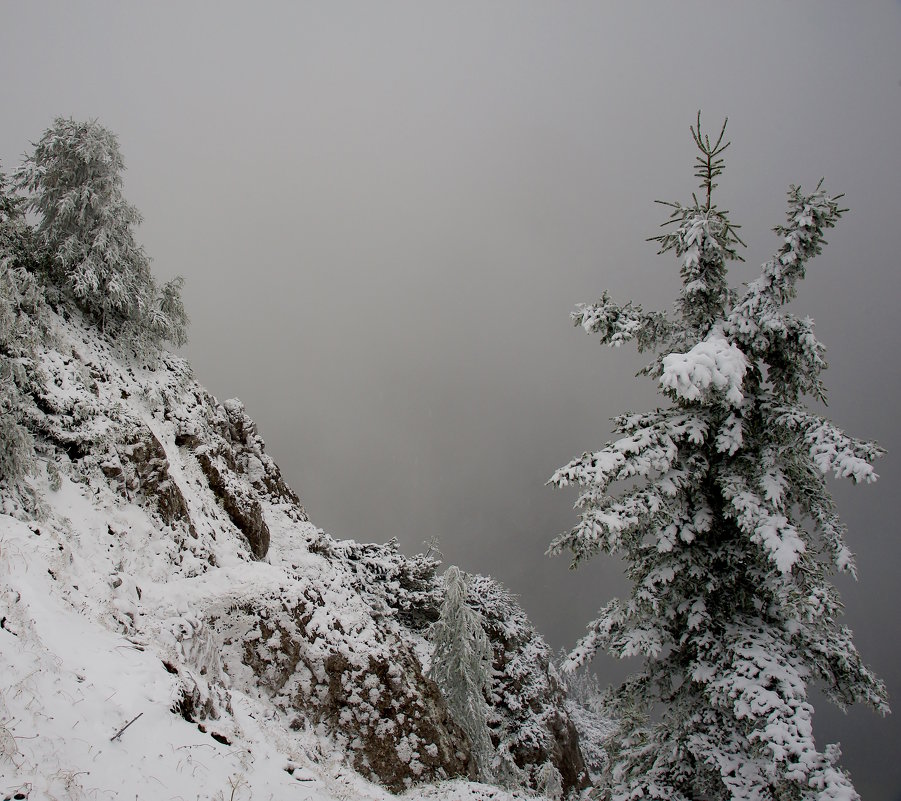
[110, 712, 143, 741]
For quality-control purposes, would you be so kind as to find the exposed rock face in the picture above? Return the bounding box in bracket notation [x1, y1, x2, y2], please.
[195, 445, 270, 559]
[216, 587, 469, 791]
[545, 710, 587, 791]
[220, 397, 302, 507]
[170, 394, 306, 560]
[107, 425, 191, 527]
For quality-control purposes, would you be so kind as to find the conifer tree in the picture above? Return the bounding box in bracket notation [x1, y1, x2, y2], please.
[16, 117, 187, 345]
[0, 166, 43, 482]
[147, 275, 190, 349]
[535, 761, 564, 800]
[549, 115, 887, 801]
[429, 566, 495, 782]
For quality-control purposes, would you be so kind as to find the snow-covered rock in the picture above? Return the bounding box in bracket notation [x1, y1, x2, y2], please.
[0, 307, 583, 798]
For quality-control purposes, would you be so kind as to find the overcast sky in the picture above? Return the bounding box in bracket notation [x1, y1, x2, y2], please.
[3, 2, 900, 797]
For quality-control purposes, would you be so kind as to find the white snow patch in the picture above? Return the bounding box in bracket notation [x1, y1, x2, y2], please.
[660, 330, 747, 407]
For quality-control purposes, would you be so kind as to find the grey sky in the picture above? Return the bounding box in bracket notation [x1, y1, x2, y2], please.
[3, 2, 900, 797]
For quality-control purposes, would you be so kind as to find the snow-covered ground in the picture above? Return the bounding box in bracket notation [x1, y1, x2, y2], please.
[1, 515, 545, 801]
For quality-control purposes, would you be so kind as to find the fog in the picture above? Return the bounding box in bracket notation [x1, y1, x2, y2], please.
[3, 2, 900, 797]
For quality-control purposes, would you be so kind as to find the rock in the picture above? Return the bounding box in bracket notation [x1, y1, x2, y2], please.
[195, 447, 270, 560]
[218, 586, 470, 792]
[120, 426, 190, 526]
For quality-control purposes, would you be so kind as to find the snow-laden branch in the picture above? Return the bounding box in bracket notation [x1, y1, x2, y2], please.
[726, 186, 843, 345]
[660, 329, 747, 408]
[572, 291, 671, 351]
[770, 405, 882, 484]
[550, 412, 707, 493]
[719, 472, 806, 574]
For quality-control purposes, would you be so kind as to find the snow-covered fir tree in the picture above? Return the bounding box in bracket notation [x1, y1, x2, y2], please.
[16, 117, 187, 345]
[534, 760, 564, 801]
[429, 566, 496, 782]
[549, 115, 888, 801]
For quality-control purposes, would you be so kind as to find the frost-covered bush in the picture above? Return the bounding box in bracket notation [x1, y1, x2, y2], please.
[550, 115, 887, 800]
[308, 533, 441, 628]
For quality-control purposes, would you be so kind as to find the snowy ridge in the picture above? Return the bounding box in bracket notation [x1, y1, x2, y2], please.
[0, 308, 578, 800]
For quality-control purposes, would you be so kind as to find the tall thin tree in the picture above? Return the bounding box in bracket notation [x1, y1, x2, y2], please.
[429, 566, 496, 783]
[550, 114, 887, 801]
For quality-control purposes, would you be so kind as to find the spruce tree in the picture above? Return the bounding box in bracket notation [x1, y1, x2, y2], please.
[549, 115, 887, 801]
[429, 566, 495, 782]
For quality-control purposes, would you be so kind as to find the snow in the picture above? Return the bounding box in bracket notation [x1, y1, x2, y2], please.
[659, 329, 747, 408]
[0, 313, 555, 801]
[1, 515, 324, 801]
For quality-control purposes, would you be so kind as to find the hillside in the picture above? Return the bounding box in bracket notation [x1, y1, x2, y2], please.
[0, 304, 591, 800]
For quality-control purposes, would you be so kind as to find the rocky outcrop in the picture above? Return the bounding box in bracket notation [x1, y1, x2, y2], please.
[545, 709, 589, 791]
[212, 585, 470, 792]
[310, 533, 589, 794]
[219, 397, 304, 512]
[170, 395, 309, 560]
[103, 425, 191, 527]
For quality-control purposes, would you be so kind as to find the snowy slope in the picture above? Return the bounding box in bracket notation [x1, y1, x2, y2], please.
[0, 309, 578, 800]
[0, 510, 535, 801]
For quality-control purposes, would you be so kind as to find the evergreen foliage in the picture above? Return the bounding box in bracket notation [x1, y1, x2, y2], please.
[467, 574, 579, 791]
[0, 167, 44, 482]
[144, 275, 190, 349]
[308, 532, 442, 630]
[0, 266, 38, 483]
[16, 117, 187, 346]
[549, 115, 887, 801]
[429, 566, 496, 782]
